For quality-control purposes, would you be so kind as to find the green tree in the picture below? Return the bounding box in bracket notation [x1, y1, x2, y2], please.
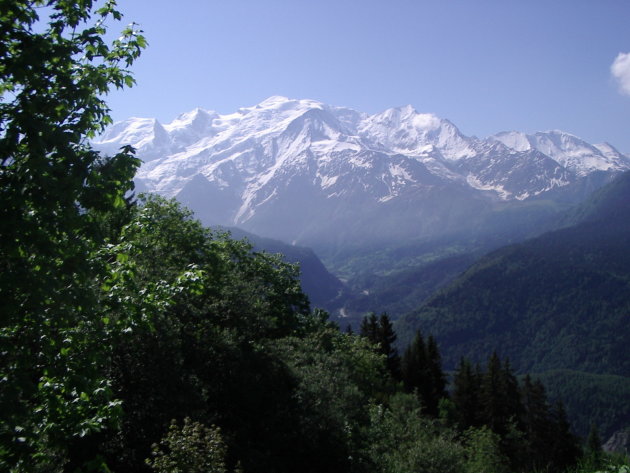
[586, 422, 604, 468]
[518, 375, 581, 471]
[378, 313, 401, 380]
[478, 353, 523, 466]
[276, 323, 388, 473]
[549, 400, 581, 472]
[425, 335, 447, 416]
[463, 426, 510, 473]
[96, 196, 312, 472]
[452, 358, 482, 429]
[520, 375, 553, 469]
[400, 331, 446, 417]
[360, 312, 379, 343]
[360, 312, 401, 381]
[365, 393, 466, 473]
[480, 353, 519, 436]
[0, 1, 145, 470]
[146, 418, 228, 473]
[400, 330, 428, 397]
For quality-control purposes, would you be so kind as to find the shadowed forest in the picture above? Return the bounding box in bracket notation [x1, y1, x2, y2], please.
[1, 2, 628, 472]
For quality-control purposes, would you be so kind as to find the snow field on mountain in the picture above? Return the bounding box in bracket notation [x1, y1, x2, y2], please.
[94, 96, 630, 240]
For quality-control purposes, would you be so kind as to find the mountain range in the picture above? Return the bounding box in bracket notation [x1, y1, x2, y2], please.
[96, 97, 629, 441]
[94, 97, 630, 256]
[396, 171, 630, 438]
[398, 171, 630, 375]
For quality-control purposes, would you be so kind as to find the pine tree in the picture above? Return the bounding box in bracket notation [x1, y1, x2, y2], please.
[425, 335, 447, 416]
[360, 313, 379, 343]
[378, 313, 401, 380]
[452, 357, 481, 429]
[401, 330, 428, 396]
[586, 422, 603, 467]
[400, 330, 447, 416]
[549, 401, 582, 472]
[479, 353, 521, 437]
[480, 352, 505, 434]
[501, 358, 522, 428]
[360, 312, 400, 380]
[520, 375, 553, 470]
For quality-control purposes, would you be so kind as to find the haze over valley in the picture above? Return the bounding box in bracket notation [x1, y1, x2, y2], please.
[94, 96, 630, 320]
[5, 1, 630, 470]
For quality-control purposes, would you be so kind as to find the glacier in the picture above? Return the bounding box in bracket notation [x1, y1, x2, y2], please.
[94, 96, 630, 250]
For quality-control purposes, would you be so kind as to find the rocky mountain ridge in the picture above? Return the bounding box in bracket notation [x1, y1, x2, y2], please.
[94, 97, 630, 249]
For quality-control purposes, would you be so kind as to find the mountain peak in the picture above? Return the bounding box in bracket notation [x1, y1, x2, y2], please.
[374, 105, 441, 130]
[491, 130, 630, 175]
[256, 96, 325, 113]
[394, 104, 418, 116]
[93, 98, 630, 238]
[166, 108, 217, 131]
[259, 95, 291, 106]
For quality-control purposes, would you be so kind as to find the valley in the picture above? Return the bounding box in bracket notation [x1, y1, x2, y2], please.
[95, 96, 630, 445]
[6, 1, 630, 469]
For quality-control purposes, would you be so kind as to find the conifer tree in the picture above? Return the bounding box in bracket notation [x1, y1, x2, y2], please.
[401, 330, 428, 396]
[360, 312, 400, 380]
[360, 313, 379, 343]
[479, 353, 522, 437]
[426, 335, 447, 415]
[586, 422, 603, 467]
[549, 400, 581, 471]
[452, 357, 482, 429]
[501, 358, 522, 428]
[400, 331, 447, 416]
[520, 375, 553, 470]
[378, 313, 401, 380]
[480, 352, 506, 435]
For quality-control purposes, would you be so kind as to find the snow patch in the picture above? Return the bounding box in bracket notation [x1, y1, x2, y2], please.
[349, 155, 373, 169]
[466, 174, 512, 200]
[389, 163, 414, 182]
[318, 173, 339, 189]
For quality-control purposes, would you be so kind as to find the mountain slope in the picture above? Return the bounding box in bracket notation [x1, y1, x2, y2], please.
[395, 172, 630, 439]
[94, 97, 630, 253]
[223, 227, 348, 312]
[530, 369, 630, 439]
[397, 171, 630, 376]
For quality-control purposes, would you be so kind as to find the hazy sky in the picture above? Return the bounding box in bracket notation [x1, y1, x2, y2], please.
[105, 0, 630, 151]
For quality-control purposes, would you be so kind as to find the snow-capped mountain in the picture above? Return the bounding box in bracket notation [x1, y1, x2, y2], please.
[94, 96, 630, 249]
[490, 130, 629, 176]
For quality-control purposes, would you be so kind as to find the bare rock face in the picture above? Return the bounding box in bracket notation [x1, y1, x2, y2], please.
[603, 429, 630, 455]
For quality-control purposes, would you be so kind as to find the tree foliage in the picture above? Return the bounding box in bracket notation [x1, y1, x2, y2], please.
[146, 418, 228, 473]
[400, 330, 448, 417]
[360, 312, 400, 381]
[90, 195, 311, 473]
[0, 3, 610, 473]
[450, 352, 582, 472]
[0, 1, 145, 470]
[364, 393, 467, 473]
[463, 426, 510, 473]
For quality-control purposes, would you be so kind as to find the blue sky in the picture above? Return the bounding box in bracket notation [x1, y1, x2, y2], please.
[106, 0, 630, 151]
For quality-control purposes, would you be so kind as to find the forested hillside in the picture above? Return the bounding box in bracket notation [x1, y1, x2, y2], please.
[1, 2, 627, 472]
[397, 171, 630, 438]
[222, 227, 348, 311]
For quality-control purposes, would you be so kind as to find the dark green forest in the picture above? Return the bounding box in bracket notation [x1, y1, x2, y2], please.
[397, 171, 630, 440]
[1, 2, 628, 472]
